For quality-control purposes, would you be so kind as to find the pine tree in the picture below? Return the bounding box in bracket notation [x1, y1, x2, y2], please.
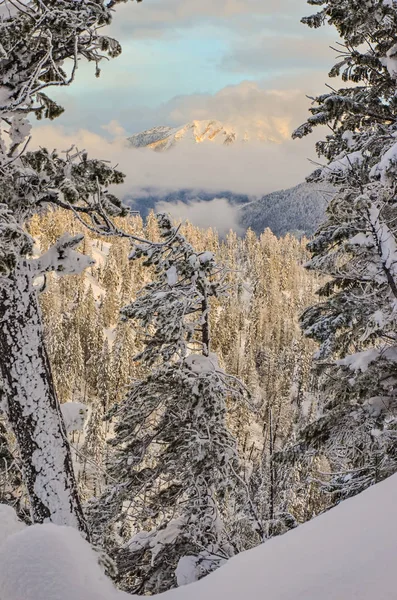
[96, 214, 263, 594]
[97, 340, 115, 413]
[286, 0, 397, 500]
[111, 321, 138, 405]
[31, 206, 321, 541]
[81, 400, 107, 498]
[77, 286, 104, 397]
[101, 245, 122, 327]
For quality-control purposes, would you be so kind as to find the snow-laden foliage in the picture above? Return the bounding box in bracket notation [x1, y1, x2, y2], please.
[122, 213, 228, 362]
[89, 215, 263, 594]
[60, 402, 89, 434]
[0, 0, 141, 117]
[285, 0, 397, 501]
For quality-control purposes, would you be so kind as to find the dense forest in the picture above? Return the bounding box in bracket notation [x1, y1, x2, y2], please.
[2, 208, 327, 592]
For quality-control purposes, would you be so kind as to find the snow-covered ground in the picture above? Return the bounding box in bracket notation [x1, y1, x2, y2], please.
[1, 473, 397, 600]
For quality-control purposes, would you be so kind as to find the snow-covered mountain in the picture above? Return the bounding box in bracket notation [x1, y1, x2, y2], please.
[239, 182, 335, 238]
[127, 120, 241, 150]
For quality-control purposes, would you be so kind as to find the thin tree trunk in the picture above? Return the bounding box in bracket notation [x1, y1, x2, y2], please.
[268, 408, 275, 534]
[201, 288, 210, 357]
[0, 261, 89, 537]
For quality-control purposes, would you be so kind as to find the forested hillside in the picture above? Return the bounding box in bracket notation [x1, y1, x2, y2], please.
[3, 196, 394, 593]
[0, 208, 327, 592]
[239, 182, 334, 238]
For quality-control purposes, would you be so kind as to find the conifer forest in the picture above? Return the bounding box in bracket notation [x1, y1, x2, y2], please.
[1, 1, 397, 599]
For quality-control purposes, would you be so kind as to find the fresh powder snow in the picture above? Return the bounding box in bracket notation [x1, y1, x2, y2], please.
[60, 402, 89, 434]
[1, 473, 397, 599]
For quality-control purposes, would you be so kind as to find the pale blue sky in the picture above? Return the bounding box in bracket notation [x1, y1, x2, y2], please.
[50, 0, 337, 135]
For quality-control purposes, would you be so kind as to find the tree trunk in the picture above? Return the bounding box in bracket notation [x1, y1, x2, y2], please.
[201, 285, 211, 357]
[268, 408, 275, 536]
[0, 261, 89, 537]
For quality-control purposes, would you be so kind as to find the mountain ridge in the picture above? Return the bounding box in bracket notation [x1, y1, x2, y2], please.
[127, 120, 238, 151]
[239, 182, 335, 238]
[125, 181, 334, 238]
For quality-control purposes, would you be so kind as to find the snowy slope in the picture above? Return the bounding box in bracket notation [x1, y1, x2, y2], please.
[1, 473, 397, 599]
[163, 473, 397, 600]
[128, 120, 237, 151]
[239, 181, 336, 238]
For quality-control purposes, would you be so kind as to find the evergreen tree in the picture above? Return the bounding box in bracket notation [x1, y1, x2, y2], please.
[97, 340, 115, 413]
[96, 214, 262, 594]
[77, 287, 104, 397]
[31, 207, 320, 542]
[287, 0, 397, 500]
[111, 321, 138, 405]
[81, 401, 107, 498]
[101, 245, 122, 327]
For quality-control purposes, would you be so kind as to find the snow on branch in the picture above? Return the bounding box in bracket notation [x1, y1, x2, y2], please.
[28, 234, 94, 278]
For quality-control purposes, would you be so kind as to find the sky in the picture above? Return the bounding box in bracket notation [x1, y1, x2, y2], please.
[31, 0, 339, 204]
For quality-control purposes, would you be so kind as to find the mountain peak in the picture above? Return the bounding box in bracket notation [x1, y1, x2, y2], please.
[127, 119, 238, 151]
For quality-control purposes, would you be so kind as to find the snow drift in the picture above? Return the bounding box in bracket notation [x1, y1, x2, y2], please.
[0, 523, 131, 600]
[1, 473, 397, 600]
[164, 472, 397, 600]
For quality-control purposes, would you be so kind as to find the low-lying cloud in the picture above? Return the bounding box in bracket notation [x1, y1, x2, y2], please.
[157, 80, 312, 143]
[30, 122, 323, 199]
[155, 197, 243, 237]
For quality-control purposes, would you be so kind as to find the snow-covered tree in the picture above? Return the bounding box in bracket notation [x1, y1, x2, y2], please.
[111, 321, 138, 405]
[81, 401, 107, 498]
[288, 0, 397, 499]
[101, 245, 122, 327]
[0, 0, 146, 534]
[97, 340, 114, 413]
[96, 214, 263, 594]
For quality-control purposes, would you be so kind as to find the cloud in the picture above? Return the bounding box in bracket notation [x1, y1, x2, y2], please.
[63, 72, 327, 139]
[40, 68, 330, 137]
[101, 120, 127, 139]
[46, 1, 338, 137]
[155, 198, 243, 237]
[220, 34, 335, 74]
[29, 118, 323, 200]
[152, 78, 322, 143]
[110, 0, 307, 40]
